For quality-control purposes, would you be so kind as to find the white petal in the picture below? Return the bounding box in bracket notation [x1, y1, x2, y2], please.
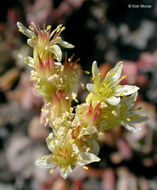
[35, 155, 57, 168]
[92, 61, 99, 78]
[78, 126, 98, 138]
[116, 85, 139, 95]
[17, 22, 35, 38]
[121, 121, 140, 133]
[23, 56, 35, 68]
[78, 152, 100, 166]
[88, 139, 100, 156]
[27, 39, 36, 47]
[105, 96, 120, 105]
[125, 125, 140, 133]
[86, 83, 95, 93]
[46, 133, 57, 152]
[55, 39, 74, 48]
[50, 45, 62, 61]
[109, 61, 123, 81]
[121, 92, 138, 109]
[54, 61, 62, 66]
[129, 115, 149, 124]
[60, 165, 73, 179]
[86, 93, 93, 104]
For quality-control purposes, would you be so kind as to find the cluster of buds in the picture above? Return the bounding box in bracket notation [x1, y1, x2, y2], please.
[17, 22, 148, 179]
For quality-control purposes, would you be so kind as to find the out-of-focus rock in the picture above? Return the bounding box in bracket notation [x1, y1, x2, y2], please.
[102, 168, 115, 190]
[116, 167, 138, 190]
[117, 139, 132, 160]
[0, 68, 20, 92]
[0, 183, 15, 190]
[51, 178, 71, 190]
[28, 116, 49, 139]
[82, 177, 102, 190]
[122, 61, 137, 85]
[7, 72, 42, 111]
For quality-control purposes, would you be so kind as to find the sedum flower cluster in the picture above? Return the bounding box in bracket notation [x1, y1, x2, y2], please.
[17, 22, 148, 179]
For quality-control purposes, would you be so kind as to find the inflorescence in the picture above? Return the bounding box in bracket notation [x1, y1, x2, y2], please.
[17, 22, 148, 179]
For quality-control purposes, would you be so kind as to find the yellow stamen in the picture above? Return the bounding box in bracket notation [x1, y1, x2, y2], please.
[32, 35, 36, 40]
[52, 140, 56, 145]
[118, 85, 122, 88]
[46, 25, 51, 30]
[31, 21, 35, 26]
[83, 166, 88, 170]
[72, 92, 78, 102]
[29, 25, 34, 31]
[69, 139, 74, 143]
[120, 92, 124, 96]
[50, 169, 54, 174]
[70, 107, 73, 113]
[61, 27, 66, 32]
[84, 70, 90, 74]
[60, 78, 63, 84]
[68, 58, 71, 62]
[19, 28, 24, 33]
[62, 168, 66, 172]
[56, 24, 62, 32]
[56, 37, 61, 40]
[92, 77, 95, 81]
[106, 72, 110, 77]
[77, 157, 80, 161]
[111, 72, 115, 76]
[61, 66, 64, 72]
[57, 24, 63, 28]
[100, 102, 108, 108]
[137, 107, 142, 110]
[127, 118, 131, 121]
[112, 110, 117, 116]
[121, 75, 127, 80]
[98, 73, 101, 77]
[99, 132, 104, 136]
[81, 83, 85, 89]
[86, 148, 90, 152]
[41, 156, 46, 160]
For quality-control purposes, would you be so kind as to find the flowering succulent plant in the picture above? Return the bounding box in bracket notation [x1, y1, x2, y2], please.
[17, 22, 148, 179]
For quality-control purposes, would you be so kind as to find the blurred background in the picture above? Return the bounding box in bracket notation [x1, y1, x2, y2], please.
[0, 0, 157, 189]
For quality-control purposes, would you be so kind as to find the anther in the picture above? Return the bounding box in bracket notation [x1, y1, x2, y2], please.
[41, 156, 46, 160]
[121, 75, 127, 80]
[62, 168, 66, 172]
[112, 110, 117, 116]
[61, 27, 66, 32]
[29, 25, 34, 31]
[46, 25, 51, 30]
[120, 92, 124, 96]
[106, 72, 110, 77]
[50, 169, 54, 174]
[83, 166, 88, 170]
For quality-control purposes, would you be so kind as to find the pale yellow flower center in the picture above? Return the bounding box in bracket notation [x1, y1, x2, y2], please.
[96, 78, 118, 98]
[52, 143, 76, 167]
